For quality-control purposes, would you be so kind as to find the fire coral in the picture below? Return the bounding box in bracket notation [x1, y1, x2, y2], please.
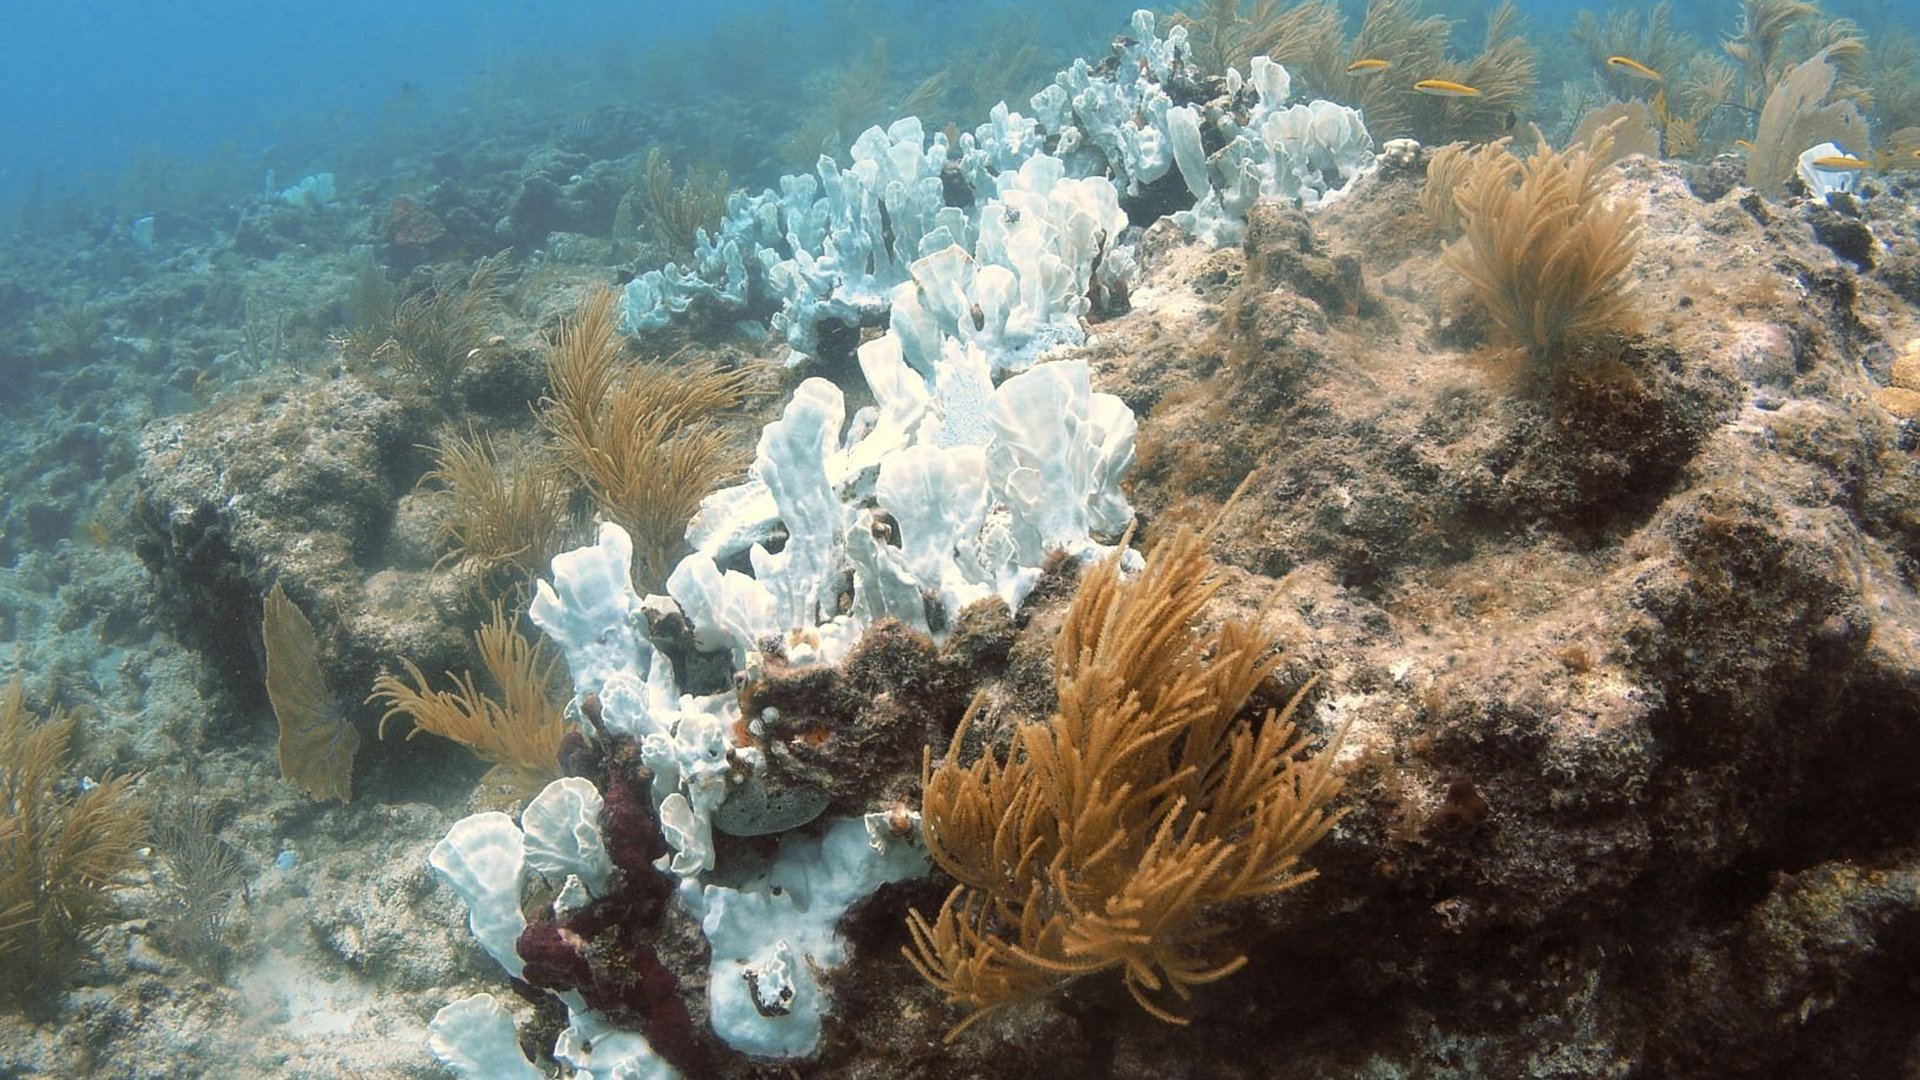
[906, 525, 1347, 1035]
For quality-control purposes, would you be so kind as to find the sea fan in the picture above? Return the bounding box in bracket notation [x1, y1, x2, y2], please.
[262, 582, 360, 802]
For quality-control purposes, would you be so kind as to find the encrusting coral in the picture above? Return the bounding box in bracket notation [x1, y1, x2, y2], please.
[368, 599, 569, 800]
[906, 524, 1347, 1036]
[1442, 122, 1642, 375]
[0, 681, 148, 1000]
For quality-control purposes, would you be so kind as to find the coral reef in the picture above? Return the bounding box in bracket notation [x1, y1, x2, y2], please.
[8, 3, 1920, 1078]
[1081, 134, 1920, 1078]
[621, 13, 1372, 360]
[135, 375, 455, 724]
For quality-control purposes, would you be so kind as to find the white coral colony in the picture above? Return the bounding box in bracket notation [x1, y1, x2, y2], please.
[619, 9, 1373, 361]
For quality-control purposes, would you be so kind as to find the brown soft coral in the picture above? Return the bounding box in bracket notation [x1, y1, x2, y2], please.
[906, 525, 1347, 1036]
[368, 599, 568, 802]
[0, 681, 148, 1000]
[1443, 123, 1642, 375]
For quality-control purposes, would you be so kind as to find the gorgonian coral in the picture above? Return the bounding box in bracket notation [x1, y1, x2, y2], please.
[0, 681, 148, 1000]
[907, 525, 1347, 1035]
[1443, 122, 1642, 375]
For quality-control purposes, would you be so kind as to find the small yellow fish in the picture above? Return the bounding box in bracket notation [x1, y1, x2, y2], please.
[1734, 139, 1756, 151]
[1346, 58, 1391, 75]
[1809, 154, 1872, 171]
[1606, 55, 1663, 81]
[1414, 78, 1481, 97]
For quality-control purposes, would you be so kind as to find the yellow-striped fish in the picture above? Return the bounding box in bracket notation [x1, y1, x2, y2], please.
[1346, 58, 1391, 76]
[1413, 78, 1481, 98]
[1809, 154, 1872, 171]
[1606, 55, 1663, 81]
[1734, 139, 1756, 152]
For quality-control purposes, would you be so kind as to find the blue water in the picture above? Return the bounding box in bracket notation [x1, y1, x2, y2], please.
[0, 0, 1145, 217]
[0, 1, 723, 201]
[5, 0, 1914, 222]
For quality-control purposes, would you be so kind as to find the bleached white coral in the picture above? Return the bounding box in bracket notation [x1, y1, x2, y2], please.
[429, 777, 626, 980]
[693, 816, 930, 1058]
[555, 1005, 683, 1079]
[1173, 57, 1375, 246]
[428, 812, 527, 980]
[668, 352, 1135, 673]
[987, 360, 1138, 574]
[1030, 9, 1194, 189]
[527, 522, 653, 697]
[520, 776, 615, 900]
[428, 994, 543, 1080]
